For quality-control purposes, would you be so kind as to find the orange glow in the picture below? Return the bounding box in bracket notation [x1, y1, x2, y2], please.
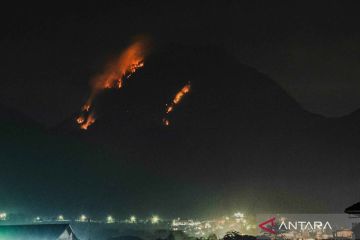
[79, 113, 96, 130]
[82, 104, 91, 112]
[91, 39, 147, 93]
[173, 84, 190, 104]
[76, 116, 85, 124]
[83, 39, 146, 111]
[77, 37, 149, 129]
[163, 83, 191, 125]
[166, 105, 173, 114]
[165, 83, 191, 114]
[163, 118, 170, 126]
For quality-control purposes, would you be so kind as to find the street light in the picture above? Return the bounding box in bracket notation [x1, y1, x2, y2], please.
[107, 215, 114, 223]
[151, 215, 160, 224]
[80, 214, 87, 222]
[130, 215, 136, 223]
[234, 212, 244, 218]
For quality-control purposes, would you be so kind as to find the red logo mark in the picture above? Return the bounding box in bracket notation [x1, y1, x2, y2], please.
[259, 217, 276, 234]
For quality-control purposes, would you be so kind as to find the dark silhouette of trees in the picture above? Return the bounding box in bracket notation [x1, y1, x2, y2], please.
[208, 233, 218, 240]
[222, 231, 256, 240]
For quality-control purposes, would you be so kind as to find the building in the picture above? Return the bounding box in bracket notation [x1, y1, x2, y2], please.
[345, 202, 360, 240]
[332, 229, 353, 239]
[0, 224, 79, 240]
[345, 202, 360, 216]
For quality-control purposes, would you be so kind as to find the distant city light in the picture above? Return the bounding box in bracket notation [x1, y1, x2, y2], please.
[0, 211, 334, 239]
[151, 215, 160, 224]
[107, 215, 114, 223]
[234, 212, 244, 218]
[129, 215, 136, 223]
[0, 210, 259, 238]
[79, 214, 87, 222]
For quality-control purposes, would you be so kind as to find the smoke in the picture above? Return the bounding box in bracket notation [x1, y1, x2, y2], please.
[76, 37, 191, 130]
[77, 37, 150, 130]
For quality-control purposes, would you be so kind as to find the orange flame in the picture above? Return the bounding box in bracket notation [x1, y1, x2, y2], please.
[76, 116, 85, 124]
[92, 40, 146, 90]
[165, 83, 191, 114]
[82, 104, 90, 112]
[77, 37, 149, 130]
[163, 83, 191, 126]
[79, 112, 96, 130]
[173, 84, 190, 104]
[163, 118, 170, 126]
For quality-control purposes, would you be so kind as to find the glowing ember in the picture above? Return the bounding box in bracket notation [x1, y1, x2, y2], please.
[173, 84, 190, 104]
[165, 83, 191, 114]
[82, 104, 90, 112]
[76, 116, 85, 124]
[163, 118, 170, 126]
[91, 40, 147, 92]
[166, 105, 173, 114]
[83, 39, 147, 111]
[77, 37, 149, 130]
[79, 112, 96, 130]
[163, 83, 191, 125]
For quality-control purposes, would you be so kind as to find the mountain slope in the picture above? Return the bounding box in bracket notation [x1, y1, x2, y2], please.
[34, 44, 360, 214]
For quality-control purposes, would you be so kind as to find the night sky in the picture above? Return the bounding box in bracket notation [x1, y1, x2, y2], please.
[0, 1, 359, 218]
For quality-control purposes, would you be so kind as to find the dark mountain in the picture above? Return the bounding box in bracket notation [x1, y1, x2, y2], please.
[50, 44, 360, 214]
[4, 44, 360, 216]
[0, 101, 118, 216]
[0, 103, 41, 128]
[55, 44, 322, 136]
